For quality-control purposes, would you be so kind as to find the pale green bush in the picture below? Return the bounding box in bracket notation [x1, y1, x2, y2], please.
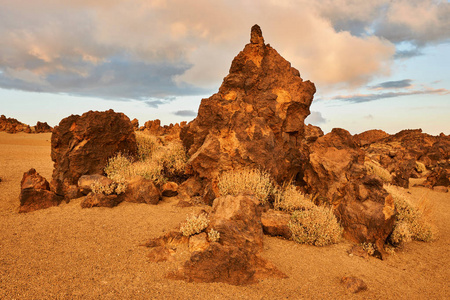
[208, 228, 220, 242]
[274, 185, 315, 212]
[217, 168, 274, 204]
[365, 160, 392, 182]
[288, 206, 343, 247]
[384, 184, 435, 244]
[180, 213, 210, 237]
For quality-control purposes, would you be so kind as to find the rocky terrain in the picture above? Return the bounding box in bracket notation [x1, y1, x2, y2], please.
[0, 115, 52, 134]
[1, 25, 449, 298]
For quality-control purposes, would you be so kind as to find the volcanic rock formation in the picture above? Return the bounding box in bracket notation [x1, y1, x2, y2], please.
[50, 110, 137, 198]
[181, 25, 316, 183]
[0, 115, 52, 133]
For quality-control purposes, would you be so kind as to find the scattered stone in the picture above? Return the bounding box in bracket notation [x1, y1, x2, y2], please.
[161, 181, 179, 197]
[261, 209, 292, 240]
[78, 174, 113, 195]
[341, 276, 368, 293]
[189, 232, 209, 253]
[19, 168, 62, 213]
[50, 109, 137, 198]
[81, 193, 122, 208]
[122, 176, 160, 204]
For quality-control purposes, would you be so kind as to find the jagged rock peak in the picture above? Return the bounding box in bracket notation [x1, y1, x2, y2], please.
[250, 24, 264, 45]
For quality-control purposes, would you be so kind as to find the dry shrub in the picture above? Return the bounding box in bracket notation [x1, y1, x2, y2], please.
[415, 161, 427, 173]
[135, 131, 160, 161]
[217, 168, 274, 204]
[288, 206, 343, 247]
[90, 179, 127, 196]
[180, 213, 209, 237]
[208, 229, 220, 242]
[384, 184, 435, 244]
[365, 160, 392, 182]
[104, 136, 187, 185]
[274, 184, 315, 212]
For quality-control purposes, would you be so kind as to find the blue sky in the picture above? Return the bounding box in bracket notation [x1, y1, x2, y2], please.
[0, 0, 449, 135]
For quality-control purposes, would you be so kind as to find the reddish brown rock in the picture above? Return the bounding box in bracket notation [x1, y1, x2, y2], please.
[0, 115, 31, 133]
[341, 276, 368, 293]
[122, 176, 160, 204]
[131, 118, 139, 130]
[50, 110, 137, 198]
[304, 124, 324, 143]
[161, 181, 179, 197]
[354, 129, 389, 146]
[34, 121, 52, 133]
[422, 167, 450, 188]
[302, 129, 396, 252]
[146, 193, 286, 285]
[141, 119, 186, 141]
[181, 24, 315, 184]
[80, 193, 122, 208]
[261, 209, 292, 240]
[19, 168, 62, 213]
[78, 174, 113, 195]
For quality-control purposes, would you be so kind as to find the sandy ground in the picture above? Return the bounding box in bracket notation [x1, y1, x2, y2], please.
[0, 132, 449, 299]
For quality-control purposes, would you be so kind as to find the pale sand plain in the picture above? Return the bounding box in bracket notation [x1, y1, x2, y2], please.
[0, 132, 449, 299]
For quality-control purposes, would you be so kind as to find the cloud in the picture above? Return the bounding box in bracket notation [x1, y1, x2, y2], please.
[173, 110, 197, 117]
[330, 87, 449, 103]
[305, 111, 327, 125]
[369, 79, 412, 90]
[1, 0, 447, 104]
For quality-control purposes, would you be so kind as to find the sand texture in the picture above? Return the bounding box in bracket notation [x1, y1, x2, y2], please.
[0, 132, 449, 299]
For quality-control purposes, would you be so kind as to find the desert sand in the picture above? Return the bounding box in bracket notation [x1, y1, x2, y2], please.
[0, 132, 449, 299]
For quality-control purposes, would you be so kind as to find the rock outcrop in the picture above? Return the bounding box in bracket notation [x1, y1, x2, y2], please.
[0, 115, 52, 133]
[19, 168, 62, 213]
[146, 194, 286, 285]
[301, 128, 396, 253]
[50, 110, 137, 198]
[354, 129, 389, 146]
[181, 25, 316, 183]
[140, 119, 187, 141]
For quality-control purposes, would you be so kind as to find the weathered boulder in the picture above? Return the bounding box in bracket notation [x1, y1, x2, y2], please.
[50, 110, 137, 198]
[181, 24, 315, 184]
[81, 193, 122, 208]
[261, 209, 292, 240]
[141, 119, 187, 141]
[146, 194, 286, 285]
[301, 129, 396, 252]
[0, 115, 31, 133]
[78, 174, 113, 195]
[121, 176, 160, 204]
[422, 166, 450, 188]
[34, 121, 52, 133]
[354, 129, 389, 146]
[19, 168, 62, 213]
[161, 181, 179, 197]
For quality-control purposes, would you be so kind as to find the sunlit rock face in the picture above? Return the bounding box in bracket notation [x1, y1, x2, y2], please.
[181, 25, 316, 183]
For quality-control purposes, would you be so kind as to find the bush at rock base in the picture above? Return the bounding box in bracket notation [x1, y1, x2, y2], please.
[207, 229, 220, 242]
[288, 206, 343, 247]
[384, 184, 435, 245]
[180, 213, 210, 237]
[104, 132, 187, 186]
[217, 168, 274, 204]
[274, 184, 315, 212]
[365, 160, 392, 183]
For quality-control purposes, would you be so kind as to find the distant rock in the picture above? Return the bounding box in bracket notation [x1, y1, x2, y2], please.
[131, 118, 139, 130]
[0, 115, 52, 133]
[50, 110, 137, 199]
[354, 129, 389, 146]
[34, 121, 52, 133]
[19, 168, 62, 213]
[181, 24, 316, 184]
[140, 119, 187, 141]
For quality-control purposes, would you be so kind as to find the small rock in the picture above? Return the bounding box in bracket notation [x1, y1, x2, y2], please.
[341, 276, 368, 293]
[261, 210, 292, 240]
[81, 193, 122, 208]
[122, 176, 160, 204]
[189, 232, 210, 253]
[161, 181, 179, 197]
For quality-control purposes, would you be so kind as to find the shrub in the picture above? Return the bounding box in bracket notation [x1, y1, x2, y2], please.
[151, 140, 187, 179]
[274, 185, 315, 212]
[104, 152, 133, 183]
[365, 160, 392, 182]
[384, 184, 435, 244]
[217, 168, 274, 204]
[90, 179, 127, 195]
[180, 213, 210, 237]
[361, 242, 376, 256]
[415, 161, 426, 173]
[208, 229, 220, 242]
[288, 206, 343, 246]
[135, 131, 160, 161]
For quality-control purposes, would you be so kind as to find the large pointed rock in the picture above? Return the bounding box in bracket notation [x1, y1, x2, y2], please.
[181, 25, 316, 183]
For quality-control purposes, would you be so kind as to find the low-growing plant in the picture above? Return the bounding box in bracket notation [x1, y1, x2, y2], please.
[180, 213, 210, 237]
[288, 206, 343, 247]
[151, 140, 188, 180]
[365, 160, 392, 182]
[135, 131, 160, 161]
[90, 179, 127, 195]
[384, 184, 435, 244]
[361, 242, 376, 256]
[208, 228, 220, 242]
[217, 168, 274, 204]
[274, 184, 315, 212]
[415, 161, 427, 173]
[104, 152, 133, 183]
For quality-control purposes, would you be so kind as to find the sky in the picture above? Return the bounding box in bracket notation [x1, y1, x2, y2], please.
[0, 0, 449, 135]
